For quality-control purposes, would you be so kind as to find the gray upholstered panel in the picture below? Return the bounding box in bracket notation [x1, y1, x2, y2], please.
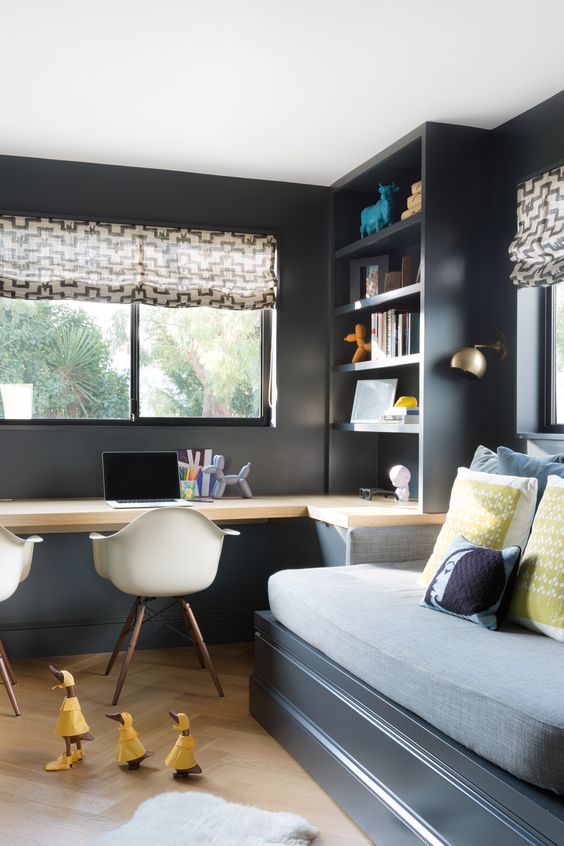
[268, 563, 564, 793]
[346, 524, 441, 565]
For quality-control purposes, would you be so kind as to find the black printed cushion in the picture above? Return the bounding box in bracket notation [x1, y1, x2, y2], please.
[420, 535, 521, 630]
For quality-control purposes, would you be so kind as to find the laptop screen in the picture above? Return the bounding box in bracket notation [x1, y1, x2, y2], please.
[103, 451, 181, 500]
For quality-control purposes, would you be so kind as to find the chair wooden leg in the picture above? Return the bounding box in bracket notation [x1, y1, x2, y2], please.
[177, 598, 205, 668]
[0, 640, 16, 686]
[111, 602, 146, 706]
[105, 597, 141, 676]
[179, 599, 224, 697]
[0, 654, 20, 716]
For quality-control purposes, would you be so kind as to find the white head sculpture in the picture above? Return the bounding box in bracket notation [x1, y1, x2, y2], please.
[389, 464, 411, 502]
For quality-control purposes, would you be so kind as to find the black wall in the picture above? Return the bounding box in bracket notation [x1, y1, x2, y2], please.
[0, 156, 333, 657]
[0, 156, 331, 498]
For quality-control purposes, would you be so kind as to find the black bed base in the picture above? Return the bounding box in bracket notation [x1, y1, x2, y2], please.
[250, 611, 564, 846]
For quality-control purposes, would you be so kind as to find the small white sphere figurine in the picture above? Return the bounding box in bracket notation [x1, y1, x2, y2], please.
[389, 465, 411, 502]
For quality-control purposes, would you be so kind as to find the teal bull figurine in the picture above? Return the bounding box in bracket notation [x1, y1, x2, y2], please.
[360, 183, 399, 238]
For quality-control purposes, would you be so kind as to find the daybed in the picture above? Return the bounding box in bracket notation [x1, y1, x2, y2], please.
[250, 524, 564, 846]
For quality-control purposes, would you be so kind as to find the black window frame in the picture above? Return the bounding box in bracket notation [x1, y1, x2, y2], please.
[0, 301, 274, 428]
[543, 284, 564, 434]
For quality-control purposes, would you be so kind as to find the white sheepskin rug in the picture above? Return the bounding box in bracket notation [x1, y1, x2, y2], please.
[95, 790, 318, 846]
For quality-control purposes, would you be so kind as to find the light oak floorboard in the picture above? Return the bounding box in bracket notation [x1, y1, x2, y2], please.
[0, 643, 371, 845]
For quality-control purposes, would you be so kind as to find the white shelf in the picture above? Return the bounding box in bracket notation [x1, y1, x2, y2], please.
[334, 422, 420, 434]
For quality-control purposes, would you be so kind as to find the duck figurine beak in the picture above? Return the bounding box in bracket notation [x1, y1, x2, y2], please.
[49, 664, 64, 685]
[106, 712, 125, 725]
[169, 710, 180, 724]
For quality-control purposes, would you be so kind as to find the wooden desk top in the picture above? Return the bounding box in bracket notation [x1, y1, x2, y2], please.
[0, 495, 446, 534]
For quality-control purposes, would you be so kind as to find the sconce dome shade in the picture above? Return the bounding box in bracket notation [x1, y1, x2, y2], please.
[450, 332, 507, 380]
[450, 347, 487, 380]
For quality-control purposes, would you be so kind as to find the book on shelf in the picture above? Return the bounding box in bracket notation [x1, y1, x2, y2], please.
[379, 407, 420, 424]
[381, 406, 419, 416]
[371, 310, 420, 360]
[379, 419, 420, 426]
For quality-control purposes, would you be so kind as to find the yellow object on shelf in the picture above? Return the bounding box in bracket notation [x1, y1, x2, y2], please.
[401, 207, 421, 221]
[394, 396, 418, 408]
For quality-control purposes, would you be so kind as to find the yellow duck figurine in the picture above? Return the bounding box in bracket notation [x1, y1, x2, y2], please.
[45, 665, 94, 771]
[165, 711, 202, 778]
[106, 712, 153, 770]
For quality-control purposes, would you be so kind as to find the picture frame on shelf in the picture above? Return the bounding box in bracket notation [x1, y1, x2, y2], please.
[350, 378, 398, 423]
[349, 255, 389, 302]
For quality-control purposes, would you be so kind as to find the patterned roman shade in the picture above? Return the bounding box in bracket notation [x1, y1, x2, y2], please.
[0, 216, 278, 309]
[509, 165, 564, 288]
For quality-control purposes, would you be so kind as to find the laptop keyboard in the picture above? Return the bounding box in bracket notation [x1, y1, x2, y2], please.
[116, 498, 178, 504]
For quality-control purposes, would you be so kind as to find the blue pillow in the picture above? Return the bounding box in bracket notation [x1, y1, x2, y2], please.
[469, 444, 498, 473]
[420, 535, 521, 630]
[497, 446, 564, 504]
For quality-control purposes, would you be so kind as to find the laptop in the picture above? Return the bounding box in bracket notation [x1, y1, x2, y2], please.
[103, 451, 193, 509]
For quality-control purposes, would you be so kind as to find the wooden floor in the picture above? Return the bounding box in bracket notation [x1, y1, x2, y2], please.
[0, 643, 372, 845]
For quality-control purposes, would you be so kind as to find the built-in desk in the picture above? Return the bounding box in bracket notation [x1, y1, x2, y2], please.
[0, 495, 445, 535]
[0, 496, 445, 658]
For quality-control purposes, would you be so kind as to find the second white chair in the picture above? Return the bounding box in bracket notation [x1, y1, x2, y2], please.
[0, 525, 43, 716]
[90, 507, 239, 705]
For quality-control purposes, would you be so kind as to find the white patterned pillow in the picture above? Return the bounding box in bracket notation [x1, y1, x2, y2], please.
[509, 475, 564, 641]
[420, 467, 537, 586]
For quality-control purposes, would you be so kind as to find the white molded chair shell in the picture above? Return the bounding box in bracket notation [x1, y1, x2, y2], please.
[90, 507, 237, 597]
[0, 525, 43, 603]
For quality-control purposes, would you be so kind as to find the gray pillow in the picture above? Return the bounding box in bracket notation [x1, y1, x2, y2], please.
[469, 445, 498, 473]
[497, 446, 564, 504]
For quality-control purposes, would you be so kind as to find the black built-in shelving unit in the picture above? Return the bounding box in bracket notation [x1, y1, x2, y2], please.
[329, 122, 490, 511]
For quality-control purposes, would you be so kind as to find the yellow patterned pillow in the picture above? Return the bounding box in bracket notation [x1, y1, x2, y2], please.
[420, 468, 538, 585]
[509, 475, 564, 641]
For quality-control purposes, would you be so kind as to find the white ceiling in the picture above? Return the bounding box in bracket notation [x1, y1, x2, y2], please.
[2, 0, 563, 186]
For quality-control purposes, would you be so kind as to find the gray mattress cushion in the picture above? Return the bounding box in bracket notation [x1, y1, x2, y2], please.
[268, 563, 564, 793]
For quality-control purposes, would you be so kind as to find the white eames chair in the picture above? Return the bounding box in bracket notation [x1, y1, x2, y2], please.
[90, 507, 239, 705]
[0, 526, 43, 716]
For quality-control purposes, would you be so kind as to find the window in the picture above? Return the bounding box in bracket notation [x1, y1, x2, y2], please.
[0, 299, 130, 420]
[0, 215, 277, 424]
[509, 165, 564, 434]
[138, 306, 264, 420]
[0, 300, 268, 423]
[547, 282, 564, 428]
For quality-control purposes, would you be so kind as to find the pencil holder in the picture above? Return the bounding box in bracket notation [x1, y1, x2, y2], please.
[180, 479, 198, 499]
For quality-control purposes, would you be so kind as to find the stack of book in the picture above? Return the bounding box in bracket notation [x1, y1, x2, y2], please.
[371, 310, 420, 360]
[400, 180, 422, 220]
[379, 406, 420, 425]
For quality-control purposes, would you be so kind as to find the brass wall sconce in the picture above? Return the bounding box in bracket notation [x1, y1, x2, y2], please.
[450, 332, 507, 380]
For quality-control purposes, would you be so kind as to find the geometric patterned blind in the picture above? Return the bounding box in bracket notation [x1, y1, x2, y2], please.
[509, 165, 564, 288]
[0, 216, 278, 309]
